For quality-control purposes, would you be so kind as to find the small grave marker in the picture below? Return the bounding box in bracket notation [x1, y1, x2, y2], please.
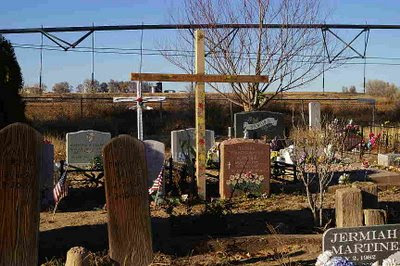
[171, 128, 215, 162]
[66, 130, 111, 167]
[0, 123, 42, 265]
[219, 139, 270, 199]
[103, 135, 153, 265]
[234, 111, 284, 139]
[378, 153, 400, 167]
[309, 102, 321, 129]
[323, 224, 400, 264]
[144, 140, 165, 187]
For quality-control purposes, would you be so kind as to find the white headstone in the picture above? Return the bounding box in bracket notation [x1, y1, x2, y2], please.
[378, 153, 400, 167]
[144, 140, 165, 188]
[171, 128, 215, 162]
[309, 102, 321, 129]
[66, 130, 111, 167]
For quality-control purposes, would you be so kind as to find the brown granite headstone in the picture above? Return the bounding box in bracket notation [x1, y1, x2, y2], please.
[219, 139, 270, 199]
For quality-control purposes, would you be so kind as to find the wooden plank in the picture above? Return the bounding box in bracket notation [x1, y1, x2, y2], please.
[103, 135, 153, 265]
[195, 30, 206, 200]
[0, 123, 42, 266]
[131, 73, 269, 83]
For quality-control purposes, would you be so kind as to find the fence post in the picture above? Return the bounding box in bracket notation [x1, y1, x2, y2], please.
[103, 135, 153, 265]
[0, 123, 43, 266]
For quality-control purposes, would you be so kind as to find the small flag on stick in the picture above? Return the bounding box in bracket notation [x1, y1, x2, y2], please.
[53, 169, 68, 205]
[148, 167, 164, 195]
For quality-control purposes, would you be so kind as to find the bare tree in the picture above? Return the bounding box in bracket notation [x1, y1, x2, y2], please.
[291, 119, 349, 228]
[163, 0, 341, 111]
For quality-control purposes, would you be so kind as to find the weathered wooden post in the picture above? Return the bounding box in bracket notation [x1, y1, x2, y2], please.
[364, 209, 387, 226]
[335, 187, 363, 228]
[65, 246, 90, 266]
[0, 123, 43, 265]
[103, 135, 153, 265]
[195, 29, 207, 200]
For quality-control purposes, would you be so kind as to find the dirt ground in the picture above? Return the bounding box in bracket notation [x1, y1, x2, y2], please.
[39, 176, 400, 265]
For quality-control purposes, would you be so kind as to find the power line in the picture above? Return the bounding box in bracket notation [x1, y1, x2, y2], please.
[11, 43, 400, 66]
[12, 42, 400, 61]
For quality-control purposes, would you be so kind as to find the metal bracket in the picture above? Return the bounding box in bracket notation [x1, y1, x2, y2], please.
[40, 29, 94, 51]
[321, 28, 370, 63]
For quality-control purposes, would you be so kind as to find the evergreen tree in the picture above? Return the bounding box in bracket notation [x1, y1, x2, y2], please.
[0, 35, 25, 128]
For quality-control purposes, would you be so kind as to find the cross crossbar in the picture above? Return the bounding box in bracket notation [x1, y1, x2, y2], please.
[131, 73, 269, 83]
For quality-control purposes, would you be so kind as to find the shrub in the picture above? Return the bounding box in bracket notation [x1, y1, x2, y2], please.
[0, 35, 25, 128]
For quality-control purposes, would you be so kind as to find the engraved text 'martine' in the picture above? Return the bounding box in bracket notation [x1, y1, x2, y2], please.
[330, 229, 398, 255]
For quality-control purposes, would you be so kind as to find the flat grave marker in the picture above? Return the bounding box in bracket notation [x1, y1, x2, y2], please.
[66, 130, 111, 167]
[219, 139, 270, 199]
[103, 135, 153, 265]
[323, 224, 400, 265]
[0, 123, 43, 265]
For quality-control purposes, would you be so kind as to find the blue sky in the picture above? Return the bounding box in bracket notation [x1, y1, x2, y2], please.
[1, 0, 400, 93]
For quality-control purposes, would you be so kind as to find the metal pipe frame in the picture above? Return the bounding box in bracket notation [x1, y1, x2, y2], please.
[2, 23, 400, 34]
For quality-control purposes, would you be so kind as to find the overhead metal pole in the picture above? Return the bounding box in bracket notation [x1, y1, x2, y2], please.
[137, 25, 144, 140]
[3, 23, 400, 34]
[39, 26, 43, 91]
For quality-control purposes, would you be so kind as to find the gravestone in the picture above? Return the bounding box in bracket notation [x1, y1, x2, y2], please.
[234, 111, 284, 139]
[103, 135, 153, 265]
[40, 142, 55, 208]
[308, 102, 321, 129]
[219, 139, 270, 199]
[0, 123, 43, 265]
[378, 153, 400, 167]
[171, 128, 215, 162]
[66, 130, 111, 167]
[144, 140, 165, 187]
[323, 224, 400, 265]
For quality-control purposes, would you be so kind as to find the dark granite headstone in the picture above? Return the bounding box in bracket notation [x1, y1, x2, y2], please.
[234, 111, 284, 139]
[323, 224, 400, 265]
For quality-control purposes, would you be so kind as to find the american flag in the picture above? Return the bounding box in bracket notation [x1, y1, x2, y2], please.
[53, 169, 68, 204]
[148, 167, 164, 195]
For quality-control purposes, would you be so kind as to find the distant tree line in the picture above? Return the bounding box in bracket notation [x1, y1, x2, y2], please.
[20, 79, 154, 94]
[342, 79, 399, 98]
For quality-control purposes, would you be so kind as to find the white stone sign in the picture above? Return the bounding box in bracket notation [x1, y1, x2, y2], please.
[309, 102, 321, 129]
[66, 130, 111, 167]
[171, 128, 215, 162]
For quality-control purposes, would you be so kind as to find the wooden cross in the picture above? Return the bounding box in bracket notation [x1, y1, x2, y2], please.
[131, 30, 268, 200]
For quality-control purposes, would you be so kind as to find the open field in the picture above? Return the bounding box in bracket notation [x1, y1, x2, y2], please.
[24, 92, 399, 140]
